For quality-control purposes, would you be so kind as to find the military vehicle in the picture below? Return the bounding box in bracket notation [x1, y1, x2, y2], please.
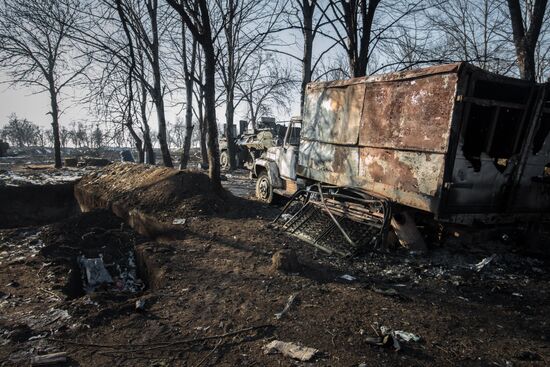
[219, 117, 286, 170]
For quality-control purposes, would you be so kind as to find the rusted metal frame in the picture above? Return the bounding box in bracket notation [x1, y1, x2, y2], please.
[272, 189, 310, 224]
[274, 184, 390, 254]
[316, 183, 357, 247]
[437, 68, 475, 219]
[485, 106, 501, 153]
[459, 95, 526, 110]
[322, 187, 392, 244]
[512, 86, 538, 154]
[507, 86, 547, 210]
[292, 231, 348, 256]
[320, 199, 385, 222]
[307, 63, 462, 91]
[320, 191, 389, 223]
[288, 205, 319, 235]
[311, 220, 338, 246]
[313, 201, 383, 227]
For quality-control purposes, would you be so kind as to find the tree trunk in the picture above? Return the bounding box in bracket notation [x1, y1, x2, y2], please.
[126, 119, 144, 163]
[150, 0, 173, 167]
[301, 0, 314, 116]
[356, 0, 378, 77]
[224, 0, 237, 170]
[199, 100, 208, 168]
[49, 84, 62, 168]
[179, 24, 195, 170]
[154, 94, 173, 167]
[225, 96, 237, 169]
[180, 78, 194, 169]
[140, 80, 155, 165]
[516, 45, 537, 81]
[507, 0, 548, 82]
[203, 42, 223, 193]
[143, 132, 155, 164]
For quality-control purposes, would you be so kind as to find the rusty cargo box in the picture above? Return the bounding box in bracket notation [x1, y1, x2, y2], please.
[298, 63, 550, 223]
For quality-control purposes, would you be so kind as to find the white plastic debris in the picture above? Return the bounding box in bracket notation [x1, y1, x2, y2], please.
[339, 274, 356, 281]
[78, 256, 113, 289]
[473, 254, 497, 272]
[394, 330, 421, 342]
[135, 299, 146, 311]
[280, 213, 293, 221]
[263, 340, 318, 361]
[172, 218, 186, 225]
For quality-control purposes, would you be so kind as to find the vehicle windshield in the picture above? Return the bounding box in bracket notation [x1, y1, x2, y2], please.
[286, 123, 301, 146]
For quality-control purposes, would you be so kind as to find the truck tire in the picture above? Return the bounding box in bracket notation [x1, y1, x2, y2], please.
[256, 171, 274, 203]
[220, 150, 230, 169]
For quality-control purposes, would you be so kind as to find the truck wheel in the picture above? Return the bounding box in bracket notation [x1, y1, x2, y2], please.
[220, 150, 230, 169]
[256, 171, 274, 203]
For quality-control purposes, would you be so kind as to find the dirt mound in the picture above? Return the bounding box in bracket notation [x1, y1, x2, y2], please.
[76, 163, 225, 223]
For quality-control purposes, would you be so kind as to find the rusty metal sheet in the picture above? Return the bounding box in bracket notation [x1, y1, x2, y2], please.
[356, 147, 446, 212]
[302, 83, 365, 145]
[359, 73, 458, 153]
[298, 140, 359, 186]
[307, 63, 463, 90]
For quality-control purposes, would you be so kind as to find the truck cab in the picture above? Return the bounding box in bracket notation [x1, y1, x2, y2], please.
[252, 117, 302, 203]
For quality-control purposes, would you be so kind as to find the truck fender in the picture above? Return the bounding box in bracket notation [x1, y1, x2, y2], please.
[253, 158, 283, 189]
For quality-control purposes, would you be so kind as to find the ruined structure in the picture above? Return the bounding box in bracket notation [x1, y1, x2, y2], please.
[299, 63, 550, 224]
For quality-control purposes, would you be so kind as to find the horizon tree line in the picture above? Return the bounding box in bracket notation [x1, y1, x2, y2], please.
[0, 0, 548, 193]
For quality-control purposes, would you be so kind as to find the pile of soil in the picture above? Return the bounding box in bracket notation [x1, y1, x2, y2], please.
[76, 163, 225, 222]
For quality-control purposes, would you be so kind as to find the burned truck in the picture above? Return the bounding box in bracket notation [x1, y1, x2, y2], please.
[253, 63, 550, 255]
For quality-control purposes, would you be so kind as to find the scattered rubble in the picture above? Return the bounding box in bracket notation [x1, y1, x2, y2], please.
[263, 340, 318, 361]
[0, 161, 549, 366]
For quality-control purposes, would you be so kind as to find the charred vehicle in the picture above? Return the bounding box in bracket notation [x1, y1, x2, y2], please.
[253, 63, 550, 255]
[219, 117, 286, 170]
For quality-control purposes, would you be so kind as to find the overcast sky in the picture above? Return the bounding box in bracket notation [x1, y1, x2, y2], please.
[0, 71, 301, 130]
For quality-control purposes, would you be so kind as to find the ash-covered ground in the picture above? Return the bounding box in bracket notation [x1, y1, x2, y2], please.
[0, 155, 549, 367]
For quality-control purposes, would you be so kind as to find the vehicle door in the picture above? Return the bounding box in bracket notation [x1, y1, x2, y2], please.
[278, 120, 301, 180]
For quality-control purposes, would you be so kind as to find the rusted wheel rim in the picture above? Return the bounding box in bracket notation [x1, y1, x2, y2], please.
[220, 152, 228, 168]
[258, 176, 270, 199]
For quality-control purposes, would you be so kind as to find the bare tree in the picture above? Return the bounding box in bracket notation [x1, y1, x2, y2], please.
[286, 0, 341, 113]
[0, 114, 40, 147]
[115, 0, 174, 166]
[421, 0, 515, 74]
[237, 53, 295, 129]
[326, 0, 381, 77]
[166, 0, 223, 193]
[0, 0, 88, 167]
[168, 13, 198, 169]
[215, 0, 284, 170]
[507, 0, 548, 81]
